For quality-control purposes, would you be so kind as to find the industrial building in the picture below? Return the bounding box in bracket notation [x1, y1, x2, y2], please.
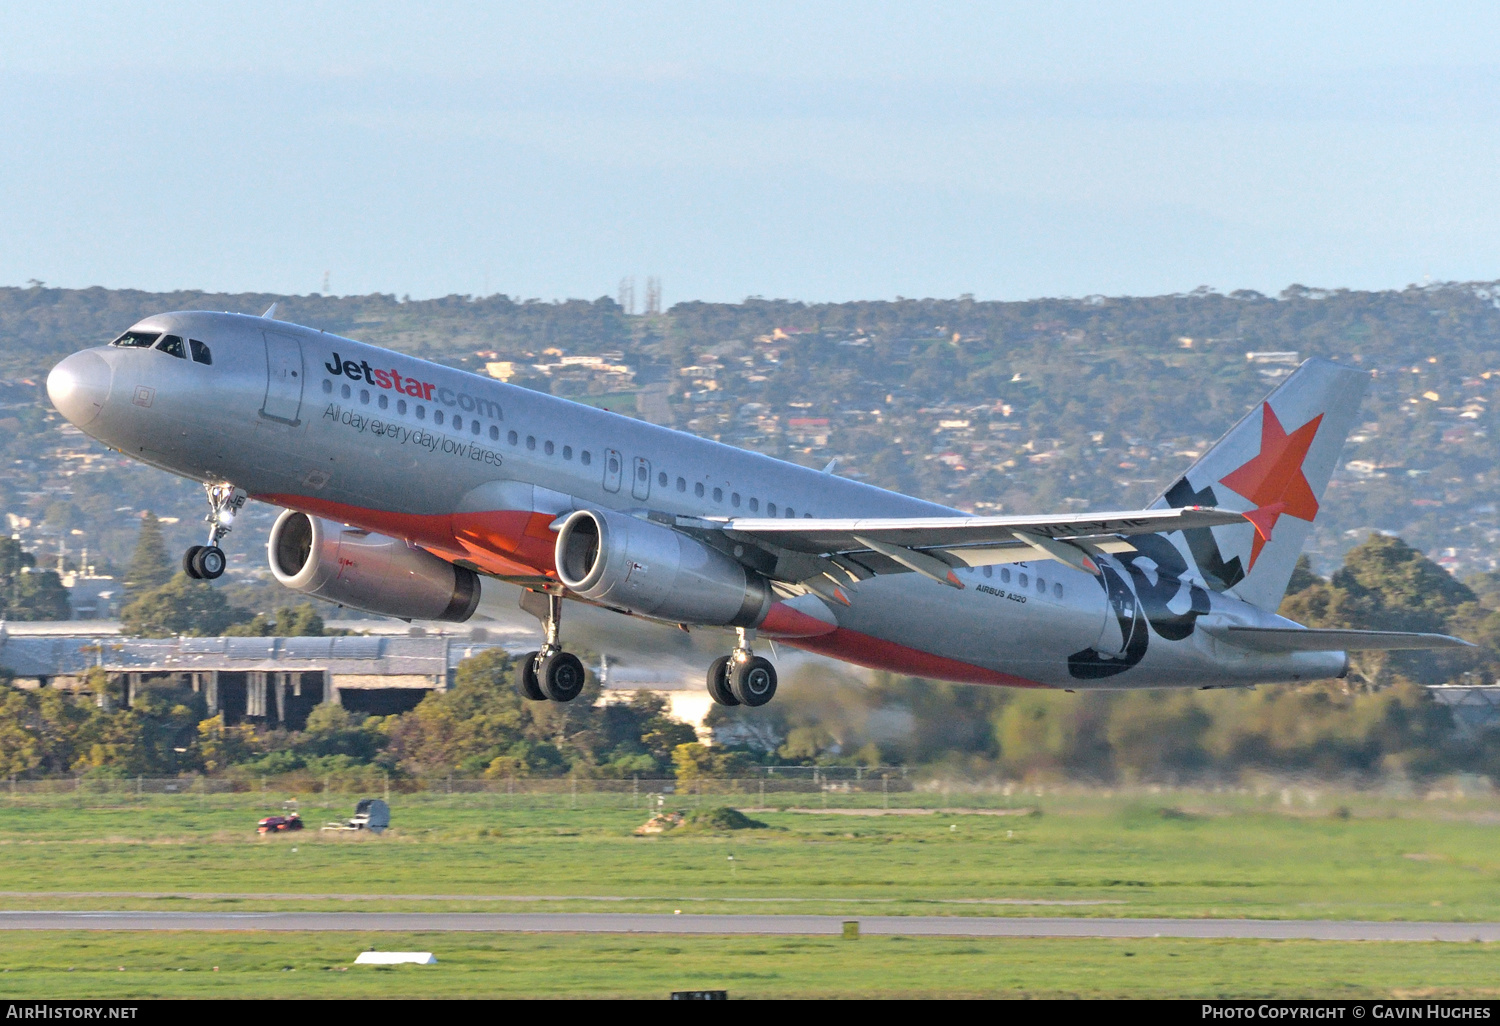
[0, 628, 503, 728]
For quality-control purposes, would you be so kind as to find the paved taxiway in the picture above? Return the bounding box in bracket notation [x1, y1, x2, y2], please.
[3, 912, 1496, 941]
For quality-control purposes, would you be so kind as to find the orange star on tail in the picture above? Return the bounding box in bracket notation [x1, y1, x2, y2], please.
[1218, 403, 1322, 568]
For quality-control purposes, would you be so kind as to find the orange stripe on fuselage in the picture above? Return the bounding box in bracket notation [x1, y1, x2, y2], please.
[259, 493, 558, 579]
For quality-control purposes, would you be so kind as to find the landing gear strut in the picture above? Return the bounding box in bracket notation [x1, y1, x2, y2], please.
[519, 591, 586, 703]
[707, 628, 777, 707]
[183, 483, 245, 581]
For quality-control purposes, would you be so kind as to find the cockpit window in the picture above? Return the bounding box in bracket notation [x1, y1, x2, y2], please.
[189, 339, 212, 365]
[156, 335, 187, 359]
[110, 331, 161, 348]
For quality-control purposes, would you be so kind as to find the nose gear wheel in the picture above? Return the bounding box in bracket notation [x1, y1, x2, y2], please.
[189, 546, 226, 580]
[183, 483, 245, 582]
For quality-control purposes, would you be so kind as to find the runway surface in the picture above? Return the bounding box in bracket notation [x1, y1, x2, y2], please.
[2, 911, 1496, 941]
[0, 891, 1118, 906]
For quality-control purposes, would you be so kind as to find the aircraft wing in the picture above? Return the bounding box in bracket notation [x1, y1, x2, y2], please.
[678, 506, 1249, 595]
[1210, 627, 1474, 652]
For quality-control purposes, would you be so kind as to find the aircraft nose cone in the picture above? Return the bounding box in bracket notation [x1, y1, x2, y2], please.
[47, 350, 112, 426]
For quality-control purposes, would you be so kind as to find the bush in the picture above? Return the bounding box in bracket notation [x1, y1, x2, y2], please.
[682, 806, 767, 831]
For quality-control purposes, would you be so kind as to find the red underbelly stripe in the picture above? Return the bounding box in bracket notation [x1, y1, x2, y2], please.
[785, 627, 1047, 688]
[259, 493, 557, 579]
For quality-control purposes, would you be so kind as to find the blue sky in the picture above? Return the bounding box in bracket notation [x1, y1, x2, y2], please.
[4, 2, 1499, 303]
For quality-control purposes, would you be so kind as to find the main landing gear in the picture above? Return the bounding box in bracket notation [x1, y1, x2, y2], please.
[707, 628, 778, 708]
[183, 483, 246, 581]
[519, 591, 587, 703]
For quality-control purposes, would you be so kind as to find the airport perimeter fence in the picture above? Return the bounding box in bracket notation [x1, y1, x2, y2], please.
[6, 772, 1493, 810]
[0, 772, 921, 804]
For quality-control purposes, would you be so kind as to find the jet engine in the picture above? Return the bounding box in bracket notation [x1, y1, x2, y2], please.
[554, 508, 770, 627]
[267, 509, 482, 622]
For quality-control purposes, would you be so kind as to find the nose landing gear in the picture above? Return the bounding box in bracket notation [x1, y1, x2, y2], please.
[518, 590, 587, 703]
[183, 483, 246, 581]
[707, 628, 778, 707]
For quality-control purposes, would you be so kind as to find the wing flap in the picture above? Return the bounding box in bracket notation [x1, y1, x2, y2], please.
[1211, 626, 1474, 652]
[720, 506, 1246, 556]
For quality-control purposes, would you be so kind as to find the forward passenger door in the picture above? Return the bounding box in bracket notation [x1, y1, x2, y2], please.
[261, 332, 305, 424]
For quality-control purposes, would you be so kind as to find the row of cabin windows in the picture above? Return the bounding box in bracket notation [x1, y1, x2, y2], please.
[648, 468, 803, 517]
[110, 331, 212, 365]
[323, 375, 808, 518]
[506, 430, 591, 465]
[978, 563, 1064, 599]
[325, 378, 510, 441]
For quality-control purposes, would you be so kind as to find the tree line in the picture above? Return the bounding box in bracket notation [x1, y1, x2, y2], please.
[3, 522, 1500, 782]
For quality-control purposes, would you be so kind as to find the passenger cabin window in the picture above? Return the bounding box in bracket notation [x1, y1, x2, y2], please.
[490, 426, 500, 441]
[983, 566, 993, 578]
[189, 339, 212, 365]
[471, 420, 480, 436]
[155, 335, 187, 359]
[731, 492, 741, 507]
[1053, 582, 1064, 599]
[397, 400, 407, 415]
[360, 389, 370, 404]
[563, 445, 573, 459]
[1036, 577, 1046, 594]
[658, 471, 668, 487]
[1001, 568, 1011, 583]
[785, 507, 795, 518]
[766, 502, 776, 516]
[545, 441, 554, 455]
[110, 331, 160, 348]
[695, 482, 704, 497]
[714, 487, 723, 502]
[340, 384, 351, 399]
[748, 498, 759, 512]
[508, 430, 518, 445]
[452, 415, 461, 430]
[378, 394, 388, 409]
[676, 477, 686, 492]
[1018, 572, 1029, 588]
[322, 379, 333, 394]
[416, 405, 425, 419]
[581, 451, 592, 466]
[527, 435, 537, 451]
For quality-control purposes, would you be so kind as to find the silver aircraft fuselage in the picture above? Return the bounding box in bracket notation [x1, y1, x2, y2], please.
[47, 310, 1343, 690]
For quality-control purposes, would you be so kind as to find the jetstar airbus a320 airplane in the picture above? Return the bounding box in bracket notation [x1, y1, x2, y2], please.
[46, 309, 1469, 706]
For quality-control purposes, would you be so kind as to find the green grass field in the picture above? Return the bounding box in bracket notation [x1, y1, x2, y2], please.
[0, 787, 1497, 997]
[1, 933, 1496, 1000]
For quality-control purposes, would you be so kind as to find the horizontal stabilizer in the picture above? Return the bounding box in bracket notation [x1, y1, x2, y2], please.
[1210, 626, 1474, 652]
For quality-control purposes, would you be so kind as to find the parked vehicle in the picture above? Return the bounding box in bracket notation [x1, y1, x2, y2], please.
[257, 812, 304, 834]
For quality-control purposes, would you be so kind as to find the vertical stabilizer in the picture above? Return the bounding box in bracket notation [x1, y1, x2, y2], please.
[1151, 358, 1369, 611]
